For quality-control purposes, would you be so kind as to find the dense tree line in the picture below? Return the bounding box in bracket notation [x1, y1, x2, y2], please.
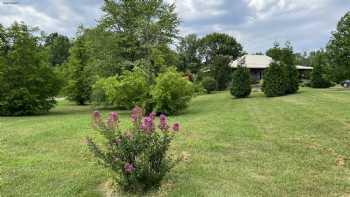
[0, 1, 349, 115]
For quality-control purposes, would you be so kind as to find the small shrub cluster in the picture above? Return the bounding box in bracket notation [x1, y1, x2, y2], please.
[310, 65, 332, 88]
[262, 62, 299, 97]
[152, 68, 194, 115]
[87, 107, 181, 192]
[92, 67, 194, 115]
[230, 66, 251, 98]
[201, 76, 217, 93]
[93, 68, 150, 109]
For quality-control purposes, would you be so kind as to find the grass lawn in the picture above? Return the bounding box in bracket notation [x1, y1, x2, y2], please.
[1, 88, 350, 197]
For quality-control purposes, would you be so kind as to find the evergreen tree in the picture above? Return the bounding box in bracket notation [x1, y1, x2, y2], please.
[64, 34, 94, 105]
[231, 66, 251, 98]
[310, 64, 332, 88]
[285, 64, 299, 94]
[262, 62, 287, 97]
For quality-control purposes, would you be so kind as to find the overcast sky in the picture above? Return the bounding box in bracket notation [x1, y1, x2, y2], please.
[0, 0, 349, 53]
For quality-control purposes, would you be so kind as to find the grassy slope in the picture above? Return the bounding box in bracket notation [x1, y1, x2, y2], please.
[1, 88, 350, 197]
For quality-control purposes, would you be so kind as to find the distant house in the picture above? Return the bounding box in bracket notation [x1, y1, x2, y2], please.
[230, 55, 313, 81]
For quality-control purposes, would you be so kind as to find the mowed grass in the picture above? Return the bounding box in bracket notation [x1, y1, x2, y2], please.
[1, 88, 350, 197]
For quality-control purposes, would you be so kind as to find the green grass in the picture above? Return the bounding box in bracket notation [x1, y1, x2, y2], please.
[1, 88, 350, 197]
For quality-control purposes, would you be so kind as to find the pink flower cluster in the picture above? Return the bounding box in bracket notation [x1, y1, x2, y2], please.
[124, 163, 135, 173]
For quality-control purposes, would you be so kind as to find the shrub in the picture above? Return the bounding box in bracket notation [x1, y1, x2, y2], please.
[262, 62, 288, 97]
[285, 64, 299, 94]
[310, 65, 332, 88]
[87, 107, 181, 192]
[92, 68, 150, 109]
[230, 66, 251, 98]
[151, 68, 194, 115]
[0, 22, 62, 116]
[201, 76, 217, 93]
[193, 82, 206, 96]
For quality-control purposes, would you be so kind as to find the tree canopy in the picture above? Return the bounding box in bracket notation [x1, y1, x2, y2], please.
[327, 11, 350, 82]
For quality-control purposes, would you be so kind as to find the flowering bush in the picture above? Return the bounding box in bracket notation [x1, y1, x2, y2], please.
[87, 106, 181, 192]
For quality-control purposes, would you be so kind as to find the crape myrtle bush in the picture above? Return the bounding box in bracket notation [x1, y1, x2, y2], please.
[151, 67, 194, 115]
[0, 22, 62, 116]
[201, 76, 217, 93]
[230, 66, 251, 98]
[87, 107, 181, 192]
[92, 67, 150, 109]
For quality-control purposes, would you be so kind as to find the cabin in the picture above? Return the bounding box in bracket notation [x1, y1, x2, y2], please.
[230, 55, 313, 82]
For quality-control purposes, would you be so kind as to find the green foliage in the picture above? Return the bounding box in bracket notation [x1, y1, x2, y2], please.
[266, 41, 296, 65]
[64, 34, 94, 105]
[85, 0, 180, 77]
[262, 62, 288, 97]
[211, 55, 233, 90]
[231, 66, 251, 98]
[199, 33, 243, 63]
[44, 33, 71, 67]
[151, 68, 194, 115]
[87, 109, 181, 192]
[327, 11, 350, 83]
[0, 22, 62, 116]
[285, 64, 299, 94]
[199, 33, 243, 91]
[310, 65, 332, 88]
[201, 76, 217, 93]
[93, 68, 150, 109]
[177, 34, 201, 73]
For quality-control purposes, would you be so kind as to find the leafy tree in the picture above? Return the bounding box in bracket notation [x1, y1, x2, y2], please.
[199, 33, 243, 90]
[310, 64, 332, 88]
[86, 0, 180, 77]
[177, 34, 201, 73]
[0, 22, 62, 115]
[262, 62, 288, 97]
[285, 64, 299, 94]
[44, 33, 71, 67]
[327, 11, 350, 83]
[266, 41, 295, 65]
[231, 66, 251, 98]
[64, 34, 94, 105]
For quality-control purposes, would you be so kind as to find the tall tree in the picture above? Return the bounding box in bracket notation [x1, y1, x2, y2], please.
[0, 22, 62, 115]
[64, 33, 94, 105]
[199, 33, 243, 90]
[177, 34, 201, 73]
[45, 33, 71, 67]
[266, 41, 295, 66]
[86, 0, 180, 77]
[327, 11, 350, 83]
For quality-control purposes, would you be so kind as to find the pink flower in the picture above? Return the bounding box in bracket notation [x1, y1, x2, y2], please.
[172, 123, 180, 132]
[110, 112, 118, 122]
[107, 112, 119, 129]
[131, 106, 143, 123]
[149, 112, 156, 120]
[93, 111, 101, 123]
[159, 114, 169, 131]
[124, 163, 135, 173]
[142, 116, 154, 133]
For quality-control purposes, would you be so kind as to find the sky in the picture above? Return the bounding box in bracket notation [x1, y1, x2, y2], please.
[0, 0, 349, 53]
